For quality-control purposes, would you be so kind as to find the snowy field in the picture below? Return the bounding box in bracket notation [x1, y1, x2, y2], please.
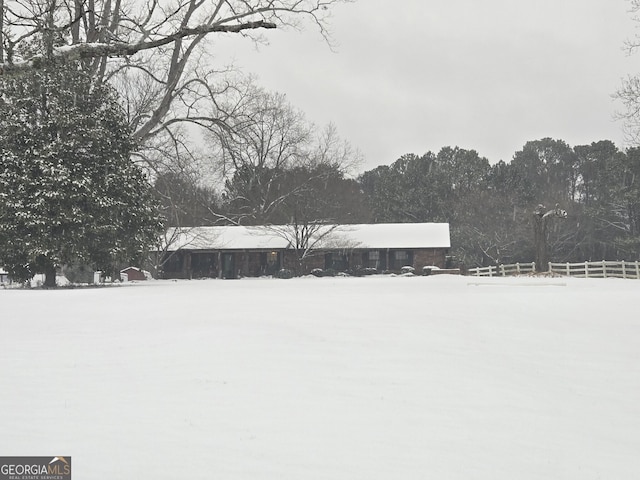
[1, 275, 639, 479]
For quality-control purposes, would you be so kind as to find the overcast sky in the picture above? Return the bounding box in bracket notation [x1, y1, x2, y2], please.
[216, 0, 638, 172]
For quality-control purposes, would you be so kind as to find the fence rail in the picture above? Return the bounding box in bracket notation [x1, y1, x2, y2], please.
[468, 260, 640, 279]
[548, 260, 640, 279]
[467, 262, 536, 277]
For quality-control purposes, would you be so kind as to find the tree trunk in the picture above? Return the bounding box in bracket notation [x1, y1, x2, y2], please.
[44, 262, 57, 288]
[0, 0, 4, 63]
[533, 215, 548, 271]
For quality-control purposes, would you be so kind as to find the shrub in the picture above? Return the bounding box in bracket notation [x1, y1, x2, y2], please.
[63, 261, 94, 284]
[422, 265, 441, 276]
[353, 267, 378, 276]
[275, 268, 294, 279]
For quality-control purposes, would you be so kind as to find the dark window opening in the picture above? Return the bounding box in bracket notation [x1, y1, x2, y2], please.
[191, 253, 218, 278]
[325, 253, 348, 271]
[391, 250, 413, 270]
[364, 250, 386, 270]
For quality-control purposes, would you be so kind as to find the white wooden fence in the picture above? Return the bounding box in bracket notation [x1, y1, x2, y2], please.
[548, 260, 640, 279]
[468, 260, 640, 279]
[467, 262, 536, 277]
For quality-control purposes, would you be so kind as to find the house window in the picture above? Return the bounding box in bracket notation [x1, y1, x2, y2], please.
[325, 253, 348, 271]
[367, 250, 380, 269]
[395, 250, 409, 262]
[391, 250, 412, 269]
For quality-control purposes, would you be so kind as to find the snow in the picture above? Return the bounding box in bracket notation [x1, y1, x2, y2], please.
[165, 223, 451, 251]
[1, 275, 639, 479]
[165, 225, 290, 250]
[333, 222, 450, 249]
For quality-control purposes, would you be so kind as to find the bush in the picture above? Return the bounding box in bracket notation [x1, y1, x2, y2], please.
[352, 267, 378, 276]
[400, 265, 415, 275]
[422, 265, 441, 276]
[309, 268, 341, 277]
[63, 261, 94, 284]
[275, 268, 294, 279]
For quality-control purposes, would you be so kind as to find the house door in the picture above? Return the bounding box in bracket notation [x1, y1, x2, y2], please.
[221, 253, 235, 279]
[260, 251, 281, 276]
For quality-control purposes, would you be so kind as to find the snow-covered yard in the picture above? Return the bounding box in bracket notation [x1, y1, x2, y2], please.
[1, 275, 639, 479]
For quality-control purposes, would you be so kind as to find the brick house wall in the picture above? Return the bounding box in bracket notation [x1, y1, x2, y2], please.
[282, 251, 325, 274]
[160, 247, 448, 278]
[413, 249, 447, 270]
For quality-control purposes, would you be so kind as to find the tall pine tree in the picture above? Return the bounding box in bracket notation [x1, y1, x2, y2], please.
[0, 61, 162, 286]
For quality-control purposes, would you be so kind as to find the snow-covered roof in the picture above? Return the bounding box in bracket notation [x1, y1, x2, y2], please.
[164, 226, 290, 251]
[163, 223, 450, 252]
[324, 223, 451, 249]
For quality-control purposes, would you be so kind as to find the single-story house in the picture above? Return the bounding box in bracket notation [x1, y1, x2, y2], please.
[157, 223, 451, 279]
[0, 268, 10, 285]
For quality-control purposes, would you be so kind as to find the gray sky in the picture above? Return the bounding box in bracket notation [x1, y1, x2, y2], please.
[217, 0, 638, 171]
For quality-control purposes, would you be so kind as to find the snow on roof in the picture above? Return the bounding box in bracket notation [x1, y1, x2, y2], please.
[163, 223, 450, 251]
[325, 223, 450, 249]
[164, 226, 290, 251]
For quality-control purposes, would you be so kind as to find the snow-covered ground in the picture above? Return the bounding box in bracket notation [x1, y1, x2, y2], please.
[1, 275, 639, 479]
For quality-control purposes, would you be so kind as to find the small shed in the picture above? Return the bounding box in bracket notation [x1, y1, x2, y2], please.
[0, 268, 10, 284]
[120, 267, 148, 281]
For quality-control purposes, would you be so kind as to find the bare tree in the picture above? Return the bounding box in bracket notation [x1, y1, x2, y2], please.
[266, 223, 339, 274]
[616, 0, 640, 143]
[214, 85, 360, 224]
[0, 0, 4, 64]
[1, 0, 351, 148]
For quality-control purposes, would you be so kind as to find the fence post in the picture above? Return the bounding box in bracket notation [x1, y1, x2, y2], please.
[566, 262, 570, 277]
[548, 262, 552, 274]
[622, 260, 627, 279]
[532, 262, 536, 273]
[636, 261, 640, 280]
[585, 261, 589, 279]
[516, 262, 520, 274]
[602, 260, 607, 279]
[500, 264, 505, 276]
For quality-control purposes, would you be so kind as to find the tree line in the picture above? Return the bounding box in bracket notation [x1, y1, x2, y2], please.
[159, 131, 640, 269]
[359, 139, 640, 268]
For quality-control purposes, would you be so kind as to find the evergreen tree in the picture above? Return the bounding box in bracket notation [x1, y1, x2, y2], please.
[0, 61, 162, 286]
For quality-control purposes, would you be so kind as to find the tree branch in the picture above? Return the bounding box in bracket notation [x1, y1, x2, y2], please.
[0, 19, 276, 74]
